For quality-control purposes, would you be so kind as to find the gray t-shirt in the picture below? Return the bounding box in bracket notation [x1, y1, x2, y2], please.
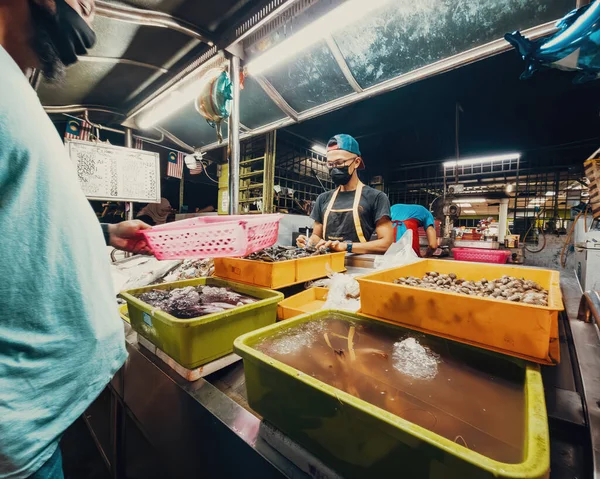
[311, 185, 391, 243]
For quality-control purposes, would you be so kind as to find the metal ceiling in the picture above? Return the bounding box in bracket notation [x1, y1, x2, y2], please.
[41, 0, 579, 153]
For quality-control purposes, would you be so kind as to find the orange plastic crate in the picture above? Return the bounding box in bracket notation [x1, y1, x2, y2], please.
[214, 253, 346, 289]
[277, 287, 329, 320]
[357, 260, 562, 365]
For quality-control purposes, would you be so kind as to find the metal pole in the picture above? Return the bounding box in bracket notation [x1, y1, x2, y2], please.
[513, 156, 520, 228]
[179, 175, 185, 214]
[498, 198, 509, 244]
[228, 55, 241, 215]
[263, 131, 276, 213]
[124, 128, 134, 221]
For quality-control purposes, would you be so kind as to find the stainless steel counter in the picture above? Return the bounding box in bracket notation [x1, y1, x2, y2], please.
[88, 263, 600, 479]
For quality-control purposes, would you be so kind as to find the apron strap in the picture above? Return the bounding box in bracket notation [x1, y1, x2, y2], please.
[353, 182, 367, 243]
[322, 187, 341, 240]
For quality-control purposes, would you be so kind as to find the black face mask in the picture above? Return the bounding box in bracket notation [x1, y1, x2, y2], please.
[330, 166, 353, 186]
[29, 0, 96, 80]
[51, 0, 97, 66]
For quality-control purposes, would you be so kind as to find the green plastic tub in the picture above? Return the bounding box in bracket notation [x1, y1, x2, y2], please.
[234, 311, 550, 479]
[120, 278, 283, 369]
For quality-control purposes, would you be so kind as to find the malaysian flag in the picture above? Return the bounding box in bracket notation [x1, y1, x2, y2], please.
[134, 137, 143, 150]
[167, 150, 184, 179]
[64, 119, 92, 141]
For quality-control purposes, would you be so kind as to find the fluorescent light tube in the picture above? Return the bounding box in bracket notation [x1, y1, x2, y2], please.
[453, 198, 487, 204]
[312, 144, 327, 155]
[443, 153, 521, 168]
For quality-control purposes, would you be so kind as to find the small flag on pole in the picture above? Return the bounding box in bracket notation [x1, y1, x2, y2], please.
[64, 119, 92, 141]
[167, 150, 184, 179]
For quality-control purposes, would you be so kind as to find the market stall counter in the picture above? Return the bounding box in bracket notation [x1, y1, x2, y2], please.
[89, 259, 596, 479]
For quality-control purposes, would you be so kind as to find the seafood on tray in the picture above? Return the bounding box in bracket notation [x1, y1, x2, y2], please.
[394, 272, 549, 305]
[245, 245, 329, 262]
[138, 285, 257, 319]
[160, 258, 214, 283]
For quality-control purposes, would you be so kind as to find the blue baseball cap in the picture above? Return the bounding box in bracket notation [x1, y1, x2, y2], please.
[327, 134, 364, 169]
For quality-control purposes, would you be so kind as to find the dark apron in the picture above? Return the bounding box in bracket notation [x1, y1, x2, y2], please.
[322, 182, 367, 243]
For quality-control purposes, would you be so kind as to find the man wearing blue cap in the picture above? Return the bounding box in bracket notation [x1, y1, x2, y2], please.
[297, 134, 394, 254]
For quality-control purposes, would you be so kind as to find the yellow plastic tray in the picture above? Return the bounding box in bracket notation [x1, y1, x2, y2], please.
[214, 252, 346, 289]
[277, 287, 328, 320]
[235, 310, 550, 479]
[119, 278, 282, 369]
[357, 260, 562, 365]
[119, 303, 130, 323]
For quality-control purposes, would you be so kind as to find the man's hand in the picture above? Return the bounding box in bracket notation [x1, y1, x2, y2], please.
[296, 235, 308, 248]
[317, 240, 348, 253]
[108, 221, 152, 254]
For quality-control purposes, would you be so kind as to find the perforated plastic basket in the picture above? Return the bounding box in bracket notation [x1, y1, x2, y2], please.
[452, 248, 511, 264]
[143, 214, 282, 260]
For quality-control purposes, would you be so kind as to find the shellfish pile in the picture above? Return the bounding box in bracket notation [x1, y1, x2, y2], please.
[246, 245, 329, 262]
[394, 272, 549, 306]
[138, 285, 257, 319]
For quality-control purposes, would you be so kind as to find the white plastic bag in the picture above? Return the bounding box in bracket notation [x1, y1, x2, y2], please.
[322, 272, 361, 312]
[374, 229, 422, 270]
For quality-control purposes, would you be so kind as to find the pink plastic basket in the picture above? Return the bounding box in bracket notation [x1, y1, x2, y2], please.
[143, 214, 282, 260]
[452, 248, 511, 264]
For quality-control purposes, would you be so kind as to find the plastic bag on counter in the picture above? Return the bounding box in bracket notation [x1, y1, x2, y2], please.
[322, 272, 361, 313]
[374, 230, 422, 270]
[111, 256, 181, 294]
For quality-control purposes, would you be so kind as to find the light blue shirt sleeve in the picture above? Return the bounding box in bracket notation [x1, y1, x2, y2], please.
[0, 46, 127, 479]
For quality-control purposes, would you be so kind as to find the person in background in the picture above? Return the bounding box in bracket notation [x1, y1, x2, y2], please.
[137, 197, 173, 226]
[297, 134, 394, 254]
[99, 201, 125, 223]
[0, 1, 151, 478]
[390, 203, 438, 257]
[195, 205, 215, 213]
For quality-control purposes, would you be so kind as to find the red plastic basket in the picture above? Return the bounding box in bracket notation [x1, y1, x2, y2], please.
[452, 248, 511, 264]
[143, 214, 282, 260]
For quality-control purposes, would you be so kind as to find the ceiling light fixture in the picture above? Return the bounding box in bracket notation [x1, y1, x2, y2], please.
[464, 209, 477, 214]
[312, 144, 327, 155]
[137, 91, 189, 130]
[137, 63, 227, 130]
[246, 0, 393, 75]
[545, 191, 556, 196]
[442, 153, 521, 168]
[455, 203, 472, 208]
[452, 198, 487, 204]
[528, 198, 547, 206]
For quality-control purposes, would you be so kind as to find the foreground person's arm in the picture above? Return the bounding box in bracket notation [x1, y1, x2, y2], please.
[101, 220, 152, 254]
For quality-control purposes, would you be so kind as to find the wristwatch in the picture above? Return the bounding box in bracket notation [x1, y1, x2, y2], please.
[346, 243, 353, 253]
